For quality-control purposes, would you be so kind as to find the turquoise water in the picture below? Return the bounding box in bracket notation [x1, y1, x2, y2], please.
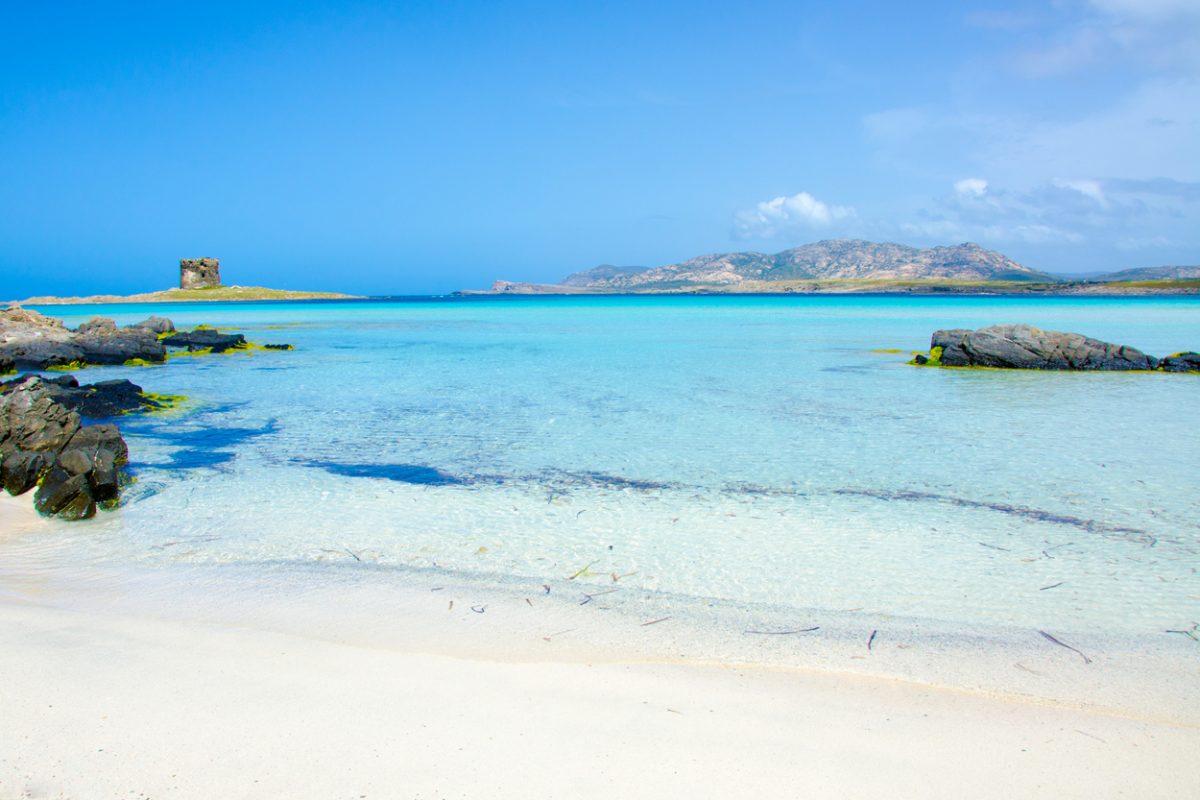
[8, 295, 1200, 645]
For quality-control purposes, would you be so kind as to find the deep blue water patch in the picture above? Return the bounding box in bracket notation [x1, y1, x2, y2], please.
[122, 419, 280, 450]
[301, 460, 467, 486]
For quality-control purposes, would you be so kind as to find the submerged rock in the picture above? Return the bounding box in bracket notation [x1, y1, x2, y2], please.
[0, 375, 129, 519]
[0, 306, 166, 369]
[916, 325, 1159, 370]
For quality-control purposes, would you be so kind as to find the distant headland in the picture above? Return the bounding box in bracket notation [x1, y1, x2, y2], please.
[11, 257, 362, 305]
[469, 240, 1200, 295]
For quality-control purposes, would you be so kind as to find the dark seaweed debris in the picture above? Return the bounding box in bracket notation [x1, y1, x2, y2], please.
[301, 460, 466, 486]
[836, 488, 1156, 546]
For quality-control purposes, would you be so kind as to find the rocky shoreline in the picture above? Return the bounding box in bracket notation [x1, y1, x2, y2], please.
[1, 306, 291, 519]
[910, 324, 1199, 372]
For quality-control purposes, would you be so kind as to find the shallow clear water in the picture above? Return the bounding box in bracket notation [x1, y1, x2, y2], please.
[8, 295, 1200, 642]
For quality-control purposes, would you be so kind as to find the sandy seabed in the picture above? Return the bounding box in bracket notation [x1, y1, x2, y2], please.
[1, 494, 1197, 799]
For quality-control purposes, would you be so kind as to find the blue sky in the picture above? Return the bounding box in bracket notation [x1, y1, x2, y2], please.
[2, 1, 1197, 296]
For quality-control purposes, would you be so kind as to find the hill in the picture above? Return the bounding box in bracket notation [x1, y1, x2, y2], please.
[559, 240, 1056, 290]
[1091, 265, 1200, 282]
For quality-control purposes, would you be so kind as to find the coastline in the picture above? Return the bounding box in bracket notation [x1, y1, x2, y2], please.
[10, 285, 363, 305]
[471, 279, 1200, 296]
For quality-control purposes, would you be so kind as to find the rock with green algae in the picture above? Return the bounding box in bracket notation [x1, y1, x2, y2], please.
[1158, 352, 1200, 373]
[917, 325, 1157, 370]
[0, 375, 129, 520]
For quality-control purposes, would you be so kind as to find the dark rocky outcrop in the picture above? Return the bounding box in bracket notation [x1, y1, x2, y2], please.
[162, 329, 247, 353]
[1, 376, 128, 519]
[911, 324, 1195, 372]
[0, 307, 166, 369]
[1158, 352, 1200, 373]
[0, 354, 13, 375]
[2, 373, 167, 417]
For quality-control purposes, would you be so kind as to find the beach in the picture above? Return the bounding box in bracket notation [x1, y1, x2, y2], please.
[3, 592, 1197, 799]
[2, 295, 1198, 797]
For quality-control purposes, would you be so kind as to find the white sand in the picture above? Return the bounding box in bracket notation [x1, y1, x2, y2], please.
[1, 597, 1196, 800]
[0, 491, 42, 535]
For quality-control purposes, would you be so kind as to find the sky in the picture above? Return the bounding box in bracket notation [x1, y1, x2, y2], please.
[2, 0, 1198, 296]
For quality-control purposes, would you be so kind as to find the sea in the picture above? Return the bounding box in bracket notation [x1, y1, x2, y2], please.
[3, 294, 1198, 714]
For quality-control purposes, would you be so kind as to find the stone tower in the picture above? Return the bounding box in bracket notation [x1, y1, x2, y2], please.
[180, 258, 221, 289]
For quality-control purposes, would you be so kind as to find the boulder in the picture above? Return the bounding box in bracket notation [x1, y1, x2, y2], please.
[1, 450, 48, 495]
[928, 325, 1157, 370]
[2, 374, 159, 418]
[162, 329, 247, 353]
[33, 466, 95, 519]
[75, 317, 118, 335]
[128, 316, 176, 335]
[1158, 352, 1200, 373]
[0, 375, 129, 520]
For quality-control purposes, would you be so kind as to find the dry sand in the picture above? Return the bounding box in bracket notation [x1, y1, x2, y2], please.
[0, 597, 1196, 799]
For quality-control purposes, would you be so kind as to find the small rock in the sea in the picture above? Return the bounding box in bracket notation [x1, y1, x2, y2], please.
[1158, 352, 1200, 373]
[910, 324, 1185, 371]
[162, 329, 248, 353]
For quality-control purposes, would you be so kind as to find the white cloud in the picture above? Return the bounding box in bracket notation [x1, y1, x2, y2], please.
[954, 178, 989, 197]
[733, 192, 855, 239]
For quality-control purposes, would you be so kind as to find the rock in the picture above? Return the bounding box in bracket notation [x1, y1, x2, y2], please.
[76, 317, 118, 335]
[2, 374, 158, 418]
[927, 325, 1158, 370]
[162, 329, 247, 353]
[263, 343, 294, 350]
[1158, 352, 1200, 373]
[74, 327, 165, 365]
[128, 316, 175, 335]
[1, 450, 48, 495]
[0, 375, 129, 519]
[33, 467, 95, 519]
[0, 305, 165, 369]
[65, 423, 128, 465]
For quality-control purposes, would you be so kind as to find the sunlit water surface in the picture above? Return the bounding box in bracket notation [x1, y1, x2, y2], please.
[4, 295, 1198, 677]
